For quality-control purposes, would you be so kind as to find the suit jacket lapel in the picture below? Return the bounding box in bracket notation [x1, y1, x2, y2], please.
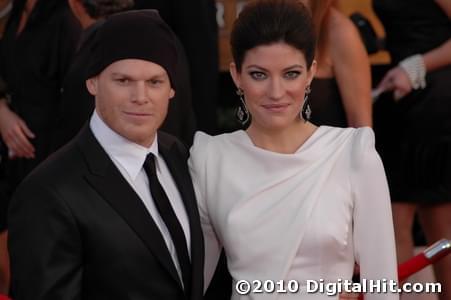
[76, 126, 183, 288]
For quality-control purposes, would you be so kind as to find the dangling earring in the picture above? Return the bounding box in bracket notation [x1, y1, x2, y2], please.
[301, 85, 312, 122]
[235, 88, 250, 125]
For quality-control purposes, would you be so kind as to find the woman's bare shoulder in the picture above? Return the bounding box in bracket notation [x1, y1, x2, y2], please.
[326, 7, 368, 63]
[326, 8, 362, 47]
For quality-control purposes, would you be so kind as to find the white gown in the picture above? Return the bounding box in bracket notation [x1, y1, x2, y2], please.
[189, 126, 398, 300]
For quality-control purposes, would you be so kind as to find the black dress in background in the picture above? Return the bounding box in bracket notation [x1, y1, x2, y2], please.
[133, 0, 219, 134]
[373, 0, 451, 203]
[51, 23, 99, 152]
[309, 77, 347, 128]
[0, 0, 81, 229]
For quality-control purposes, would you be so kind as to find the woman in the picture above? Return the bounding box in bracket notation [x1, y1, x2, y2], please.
[0, 0, 80, 292]
[189, 1, 397, 299]
[0, 0, 80, 188]
[373, 0, 451, 299]
[302, 0, 372, 128]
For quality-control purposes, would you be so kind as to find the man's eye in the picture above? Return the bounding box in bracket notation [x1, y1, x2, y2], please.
[116, 78, 129, 84]
[249, 71, 267, 80]
[284, 71, 301, 79]
[147, 79, 165, 86]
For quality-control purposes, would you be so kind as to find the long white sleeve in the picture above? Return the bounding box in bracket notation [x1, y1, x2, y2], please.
[188, 132, 222, 292]
[351, 128, 399, 300]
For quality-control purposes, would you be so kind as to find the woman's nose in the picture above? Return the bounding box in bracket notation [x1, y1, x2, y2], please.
[268, 78, 285, 100]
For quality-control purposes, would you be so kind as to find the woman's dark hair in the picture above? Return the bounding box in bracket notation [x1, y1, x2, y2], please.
[82, 0, 134, 19]
[231, 0, 316, 72]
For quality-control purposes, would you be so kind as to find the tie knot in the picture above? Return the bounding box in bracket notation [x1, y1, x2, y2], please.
[144, 153, 157, 177]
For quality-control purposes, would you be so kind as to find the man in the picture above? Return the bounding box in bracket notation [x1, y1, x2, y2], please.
[8, 10, 204, 300]
[52, 0, 196, 150]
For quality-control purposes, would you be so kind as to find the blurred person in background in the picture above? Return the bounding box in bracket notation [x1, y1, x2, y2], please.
[0, 0, 81, 181]
[133, 0, 219, 134]
[373, 0, 451, 299]
[301, 0, 372, 128]
[0, 0, 11, 35]
[0, 0, 81, 294]
[0, 0, 12, 294]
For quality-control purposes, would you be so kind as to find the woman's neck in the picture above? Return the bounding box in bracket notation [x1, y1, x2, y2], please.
[246, 120, 317, 154]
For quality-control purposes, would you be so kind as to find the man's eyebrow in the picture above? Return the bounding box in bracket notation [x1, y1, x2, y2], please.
[111, 72, 131, 77]
[111, 72, 167, 78]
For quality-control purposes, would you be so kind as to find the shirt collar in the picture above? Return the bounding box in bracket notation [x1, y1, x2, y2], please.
[90, 110, 158, 180]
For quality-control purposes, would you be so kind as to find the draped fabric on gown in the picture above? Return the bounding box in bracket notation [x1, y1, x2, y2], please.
[189, 127, 398, 300]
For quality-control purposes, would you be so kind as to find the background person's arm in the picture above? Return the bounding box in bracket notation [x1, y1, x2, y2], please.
[330, 9, 372, 127]
[377, 1, 451, 100]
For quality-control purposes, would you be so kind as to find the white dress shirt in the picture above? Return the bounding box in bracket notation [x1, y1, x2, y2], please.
[90, 111, 191, 283]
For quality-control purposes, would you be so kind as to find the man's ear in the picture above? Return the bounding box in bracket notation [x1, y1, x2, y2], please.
[169, 88, 175, 99]
[86, 77, 98, 96]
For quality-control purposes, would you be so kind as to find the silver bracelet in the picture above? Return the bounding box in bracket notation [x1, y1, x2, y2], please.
[399, 54, 426, 90]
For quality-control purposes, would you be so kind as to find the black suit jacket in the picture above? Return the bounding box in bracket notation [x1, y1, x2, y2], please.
[8, 126, 204, 300]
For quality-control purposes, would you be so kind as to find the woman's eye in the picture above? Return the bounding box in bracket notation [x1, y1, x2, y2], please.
[284, 71, 301, 79]
[249, 71, 267, 80]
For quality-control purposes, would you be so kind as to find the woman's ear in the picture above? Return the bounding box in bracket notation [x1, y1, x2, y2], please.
[229, 62, 242, 89]
[307, 60, 317, 86]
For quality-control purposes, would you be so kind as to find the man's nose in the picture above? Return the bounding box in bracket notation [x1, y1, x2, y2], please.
[131, 81, 149, 104]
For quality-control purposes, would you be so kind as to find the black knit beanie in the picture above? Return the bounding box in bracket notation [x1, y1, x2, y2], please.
[85, 9, 178, 88]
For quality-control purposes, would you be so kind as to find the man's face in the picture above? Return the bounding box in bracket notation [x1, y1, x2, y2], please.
[87, 59, 175, 147]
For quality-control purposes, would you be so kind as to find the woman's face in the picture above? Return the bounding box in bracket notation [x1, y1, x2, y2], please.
[230, 42, 316, 131]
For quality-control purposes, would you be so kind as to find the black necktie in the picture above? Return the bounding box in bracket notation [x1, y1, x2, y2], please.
[143, 153, 191, 293]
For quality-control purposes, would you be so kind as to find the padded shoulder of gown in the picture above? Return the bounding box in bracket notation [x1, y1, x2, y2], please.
[190, 130, 244, 159]
[188, 131, 215, 201]
[189, 131, 216, 172]
[190, 130, 213, 156]
[350, 127, 377, 170]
